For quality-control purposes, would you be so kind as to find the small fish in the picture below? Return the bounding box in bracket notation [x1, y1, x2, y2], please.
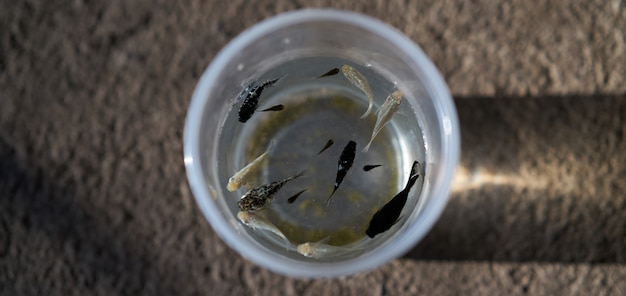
[327, 141, 357, 204]
[317, 139, 334, 155]
[260, 104, 284, 112]
[237, 211, 289, 242]
[316, 67, 340, 78]
[363, 164, 382, 171]
[366, 161, 420, 238]
[297, 237, 362, 259]
[363, 90, 403, 152]
[287, 188, 309, 204]
[341, 64, 374, 119]
[227, 141, 276, 192]
[238, 170, 305, 211]
[238, 76, 282, 123]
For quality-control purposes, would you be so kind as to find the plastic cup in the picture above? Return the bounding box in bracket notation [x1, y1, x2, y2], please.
[184, 9, 460, 277]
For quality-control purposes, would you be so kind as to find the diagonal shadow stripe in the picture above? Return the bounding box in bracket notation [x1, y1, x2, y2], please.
[405, 95, 626, 263]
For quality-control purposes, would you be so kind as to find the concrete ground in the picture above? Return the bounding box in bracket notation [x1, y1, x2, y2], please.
[1, 0, 625, 294]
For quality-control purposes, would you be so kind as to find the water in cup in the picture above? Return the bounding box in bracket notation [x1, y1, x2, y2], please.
[217, 56, 427, 260]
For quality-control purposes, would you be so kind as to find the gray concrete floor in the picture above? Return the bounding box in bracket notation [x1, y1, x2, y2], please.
[2, 0, 626, 295]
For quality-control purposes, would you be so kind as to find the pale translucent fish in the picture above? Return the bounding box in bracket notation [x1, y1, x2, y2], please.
[227, 140, 276, 192]
[363, 90, 403, 152]
[341, 64, 374, 119]
[296, 237, 362, 259]
[237, 211, 289, 242]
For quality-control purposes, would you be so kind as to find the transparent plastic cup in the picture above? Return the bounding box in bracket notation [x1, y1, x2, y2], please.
[184, 9, 460, 277]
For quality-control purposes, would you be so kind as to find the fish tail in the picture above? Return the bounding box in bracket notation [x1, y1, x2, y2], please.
[407, 174, 420, 189]
[295, 169, 306, 179]
[285, 169, 306, 183]
[316, 68, 340, 79]
[409, 161, 420, 178]
[273, 229, 289, 242]
[254, 141, 274, 165]
[405, 161, 421, 189]
[326, 187, 338, 205]
[266, 139, 278, 155]
[363, 125, 380, 152]
[317, 236, 331, 244]
[362, 140, 373, 153]
[264, 79, 277, 88]
[266, 74, 287, 87]
[360, 101, 373, 119]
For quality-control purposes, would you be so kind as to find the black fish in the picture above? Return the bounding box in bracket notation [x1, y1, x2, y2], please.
[366, 161, 420, 238]
[287, 188, 309, 204]
[316, 67, 340, 78]
[238, 77, 281, 123]
[317, 139, 334, 155]
[261, 104, 284, 112]
[326, 141, 357, 204]
[363, 165, 382, 171]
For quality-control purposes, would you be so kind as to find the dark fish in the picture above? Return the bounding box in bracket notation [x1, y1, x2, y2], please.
[366, 161, 420, 238]
[316, 67, 340, 78]
[326, 141, 357, 204]
[287, 188, 309, 204]
[237, 170, 305, 211]
[261, 104, 284, 112]
[317, 139, 334, 155]
[363, 165, 382, 171]
[238, 77, 282, 123]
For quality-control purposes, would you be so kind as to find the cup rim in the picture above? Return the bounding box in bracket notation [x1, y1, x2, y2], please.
[184, 8, 460, 277]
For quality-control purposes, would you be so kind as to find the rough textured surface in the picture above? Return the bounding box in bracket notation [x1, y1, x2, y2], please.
[1, 0, 626, 295]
